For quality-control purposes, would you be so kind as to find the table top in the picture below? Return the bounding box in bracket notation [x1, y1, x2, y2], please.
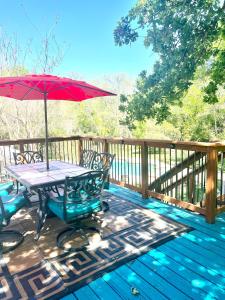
[5, 160, 90, 189]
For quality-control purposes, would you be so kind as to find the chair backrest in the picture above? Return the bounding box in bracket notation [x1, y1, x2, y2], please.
[79, 149, 96, 168]
[91, 152, 115, 173]
[63, 171, 105, 221]
[13, 151, 43, 165]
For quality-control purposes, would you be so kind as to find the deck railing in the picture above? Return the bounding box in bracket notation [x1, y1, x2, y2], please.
[0, 135, 224, 223]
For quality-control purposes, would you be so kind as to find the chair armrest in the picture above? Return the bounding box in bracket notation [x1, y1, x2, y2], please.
[1, 192, 25, 204]
[48, 196, 64, 203]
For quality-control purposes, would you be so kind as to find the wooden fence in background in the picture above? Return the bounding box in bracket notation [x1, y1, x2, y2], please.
[0, 135, 224, 223]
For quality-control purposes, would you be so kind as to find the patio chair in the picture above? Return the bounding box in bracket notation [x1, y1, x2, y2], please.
[91, 152, 115, 174]
[79, 149, 96, 169]
[0, 191, 30, 253]
[0, 182, 14, 196]
[13, 150, 43, 165]
[13, 150, 43, 194]
[91, 152, 115, 211]
[45, 170, 106, 250]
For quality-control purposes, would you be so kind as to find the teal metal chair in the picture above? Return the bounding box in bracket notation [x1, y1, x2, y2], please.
[79, 149, 96, 169]
[91, 152, 115, 173]
[91, 152, 115, 188]
[13, 150, 43, 194]
[0, 182, 14, 196]
[46, 170, 106, 250]
[13, 150, 43, 165]
[0, 191, 29, 253]
[91, 152, 115, 211]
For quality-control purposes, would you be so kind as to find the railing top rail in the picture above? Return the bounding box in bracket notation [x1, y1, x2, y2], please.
[0, 135, 224, 151]
[79, 136, 225, 151]
[0, 136, 80, 146]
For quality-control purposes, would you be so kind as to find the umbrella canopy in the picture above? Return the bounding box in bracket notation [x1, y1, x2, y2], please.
[0, 74, 116, 169]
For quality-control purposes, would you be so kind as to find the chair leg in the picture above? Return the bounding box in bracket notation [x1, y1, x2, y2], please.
[56, 225, 102, 251]
[102, 201, 109, 212]
[103, 174, 110, 189]
[0, 230, 24, 254]
[34, 208, 47, 241]
[16, 180, 19, 194]
[34, 188, 49, 240]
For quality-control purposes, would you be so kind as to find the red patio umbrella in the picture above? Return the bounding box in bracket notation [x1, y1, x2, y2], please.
[0, 74, 116, 169]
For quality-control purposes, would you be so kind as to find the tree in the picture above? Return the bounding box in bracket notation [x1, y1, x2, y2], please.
[67, 73, 134, 138]
[114, 0, 225, 128]
[161, 77, 225, 141]
[0, 25, 65, 139]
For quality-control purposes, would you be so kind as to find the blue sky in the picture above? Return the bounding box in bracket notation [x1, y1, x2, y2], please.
[0, 0, 156, 80]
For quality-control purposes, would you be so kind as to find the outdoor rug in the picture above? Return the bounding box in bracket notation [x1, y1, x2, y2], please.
[0, 192, 192, 299]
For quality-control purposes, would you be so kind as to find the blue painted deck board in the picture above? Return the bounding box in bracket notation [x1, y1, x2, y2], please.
[61, 294, 77, 300]
[62, 184, 225, 300]
[88, 277, 122, 300]
[147, 248, 225, 299]
[115, 265, 168, 300]
[164, 238, 225, 278]
[128, 259, 190, 299]
[102, 271, 140, 300]
[157, 244, 225, 296]
[74, 285, 100, 300]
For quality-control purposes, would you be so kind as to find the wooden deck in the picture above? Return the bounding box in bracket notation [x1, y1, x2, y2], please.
[61, 184, 225, 300]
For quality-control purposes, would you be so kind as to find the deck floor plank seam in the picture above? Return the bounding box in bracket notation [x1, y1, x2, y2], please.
[74, 285, 100, 300]
[186, 230, 225, 252]
[89, 277, 124, 300]
[158, 244, 225, 293]
[173, 237, 225, 272]
[181, 233, 225, 262]
[101, 270, 139, 300]
[147, 247, 225, 299]
[137, 253, 207, 299]
[128, 259, 191, 300]
[115, 265, 169, 300]
[162, 239, 225, 279]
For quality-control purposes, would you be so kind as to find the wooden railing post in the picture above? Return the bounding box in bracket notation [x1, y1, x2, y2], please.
[141, 141, 148, 199]
[77, 137, 83, 164]
[205, 148, 218, 223]
[19, 140, 24, 153]
[103, 138, 109, 153]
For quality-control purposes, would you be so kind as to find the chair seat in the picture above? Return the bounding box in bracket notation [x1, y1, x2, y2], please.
[0, 194, 27, 223]
[48, 196, 101, 222]
[0, 182, 14, 196]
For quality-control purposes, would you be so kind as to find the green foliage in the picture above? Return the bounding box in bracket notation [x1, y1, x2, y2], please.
[161, 80, 225, 141]
[114, 0, 225, 128]
[130, 74, 225, 141]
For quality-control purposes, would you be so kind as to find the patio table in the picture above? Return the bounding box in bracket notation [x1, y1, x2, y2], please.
[5, 160, 90, 191]
[5, 160, 91, 239]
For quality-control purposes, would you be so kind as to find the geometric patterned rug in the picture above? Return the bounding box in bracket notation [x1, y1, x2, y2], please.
[0, 192, 192, 299]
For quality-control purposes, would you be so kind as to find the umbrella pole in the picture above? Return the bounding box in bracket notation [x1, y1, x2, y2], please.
[44, 93, 49, 170]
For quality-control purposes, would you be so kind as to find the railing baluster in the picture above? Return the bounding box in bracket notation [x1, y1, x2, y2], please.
[141, 141, 148, 198]
[164, 147, 167, 193]
[131, 145, 133, 186]
[181, 150, 184, 200]
[78, 138, 82, 164]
